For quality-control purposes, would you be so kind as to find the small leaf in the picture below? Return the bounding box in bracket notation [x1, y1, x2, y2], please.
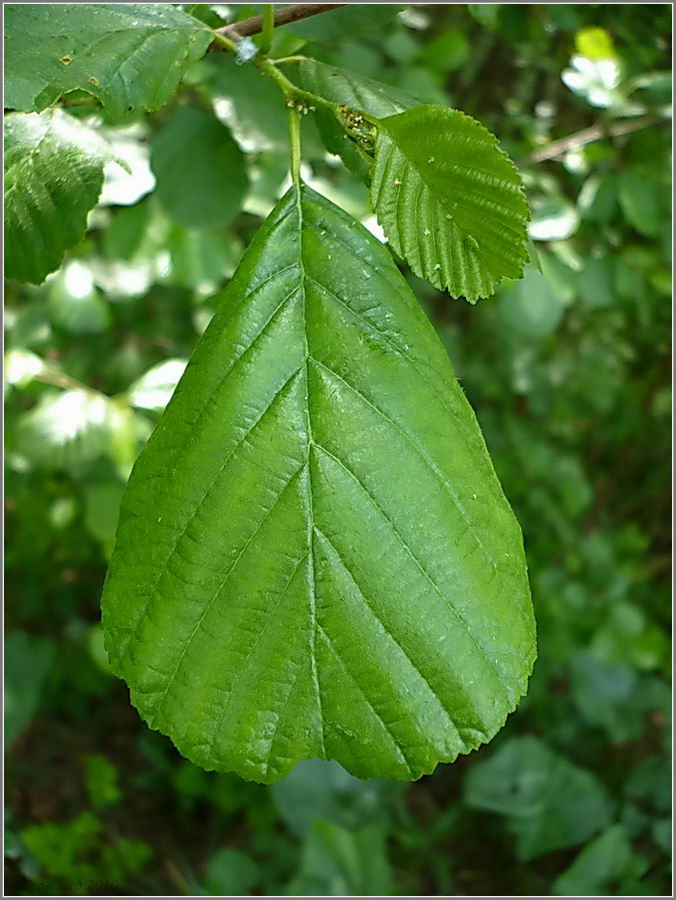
[47, 262, 111, 334]
[5, 110, 116, 284]
[5, 3, 213, 118]
[5, 631, 56, 747]
[128, 359, 188, 412]
[202, 848, 259, 897]
[552, 826, 648, 896]
[288, 821, 392, 897]
[371, 105, 530, 302]
[14, 389, 118, 470]
[150, 105, 249, 230]
[102, 184, 535, 784]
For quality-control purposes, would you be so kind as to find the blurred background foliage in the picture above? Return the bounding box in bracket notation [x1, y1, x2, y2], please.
[4, 3, 671, 896]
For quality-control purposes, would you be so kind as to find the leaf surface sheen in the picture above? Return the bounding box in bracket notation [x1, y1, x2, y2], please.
[102, 184, 535, 783]
[4, 3, 212, 118]
[371, 105, 530, 302]
[5, 110, 115, 284]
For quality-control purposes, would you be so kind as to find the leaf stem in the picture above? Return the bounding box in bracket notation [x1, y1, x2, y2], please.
[289, 108, 302, 185]
[259, 4, 275, 55]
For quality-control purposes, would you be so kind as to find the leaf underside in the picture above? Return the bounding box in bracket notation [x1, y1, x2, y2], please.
[4, 110, 114, 284]
[371, 105, 530, 302]
[102, 184, 535, 784]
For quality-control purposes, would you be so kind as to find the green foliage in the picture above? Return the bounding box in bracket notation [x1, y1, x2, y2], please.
[289, 820, 392, 896]
[465, 736, 612, 860]
[150, 104, 248, 229]
[4, 3, 212, 118]
[102, 183, 535, 782]
[4, 110, 116, 284]
[5, 631, 56, 747]
[371, 106, 530, 300]
[5, 3, 671, 897]
[84, 754, 122, 809]
[21, 812, 151, 892]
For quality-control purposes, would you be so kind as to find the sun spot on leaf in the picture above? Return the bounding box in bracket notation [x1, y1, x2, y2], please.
[88, 76, 99, 85]
[60, 55, 73, 65]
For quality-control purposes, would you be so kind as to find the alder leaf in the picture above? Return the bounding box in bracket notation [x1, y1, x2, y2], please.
[4, 3, 213, 119]
[5, 110, 117, 284]
[370, 105, 530, 302]
[101, 184, 535, 784]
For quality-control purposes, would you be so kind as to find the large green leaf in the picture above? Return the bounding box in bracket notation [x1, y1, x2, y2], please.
[101, 184, 535, 783]
[4, 3, 212, 118]
[5, 110, 116, 284]
[370, 105, 530, 302]
[150, 105, 248, 230]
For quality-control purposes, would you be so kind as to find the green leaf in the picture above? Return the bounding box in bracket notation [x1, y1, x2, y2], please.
[150, 105, 248, 230]
[271, 759, 396, 837]
[14, 389, 119, 470]
[5, 631, 56, 747]
[465, 736, 612, 860]
[370, 105, 530, 302]
[300, 59, 422, 118]
[84, 754, 122, 809]
[618, 171, 662, 238]
[288, 821, 392, 897]
[497, 269, 567, 339]
[5, 110, 116, 284]
[5, 3, 212, 118]
[128, 359, 188, 413]
[299, 59, 422, 180]
[47, 262, 112, 334]
[201, 848, 259, 897]
[552, 826, 648, 896]
[101, 184, 535, 784]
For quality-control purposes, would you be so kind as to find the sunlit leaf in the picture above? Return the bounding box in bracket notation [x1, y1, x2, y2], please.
[5, 110, 116, 284]
[14, 389, 117, 470]
[127, 359, 188, 412]
[370, 105, 530, 301]
[102, 184, 535, 783]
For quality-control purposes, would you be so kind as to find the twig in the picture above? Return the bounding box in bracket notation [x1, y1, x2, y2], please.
[214, 3, 346, 42]
[524, 114, 663, 164]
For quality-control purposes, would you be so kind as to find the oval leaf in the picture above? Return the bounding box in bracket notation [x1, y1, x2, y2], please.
[5, 110, 115, 284]
[371, 105, 530, 302]
[102, 184, 535, 784]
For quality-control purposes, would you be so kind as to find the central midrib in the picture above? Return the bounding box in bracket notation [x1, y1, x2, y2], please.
[294, 181, 326, 757]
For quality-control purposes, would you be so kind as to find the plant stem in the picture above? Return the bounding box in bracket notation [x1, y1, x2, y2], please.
[259, 4, 275, 55]
[289, 108, 302, 185]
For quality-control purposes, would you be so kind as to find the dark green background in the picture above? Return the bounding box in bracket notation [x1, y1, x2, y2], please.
[5, 4, 671, 896]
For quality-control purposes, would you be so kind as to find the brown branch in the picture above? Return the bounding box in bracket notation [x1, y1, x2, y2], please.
[524, 114, 663, 165]
[214, 3, 346, 42]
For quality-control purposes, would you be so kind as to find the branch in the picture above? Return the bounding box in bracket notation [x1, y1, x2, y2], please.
[524, 114, 663, 164]
[214, 4, 346, 43]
